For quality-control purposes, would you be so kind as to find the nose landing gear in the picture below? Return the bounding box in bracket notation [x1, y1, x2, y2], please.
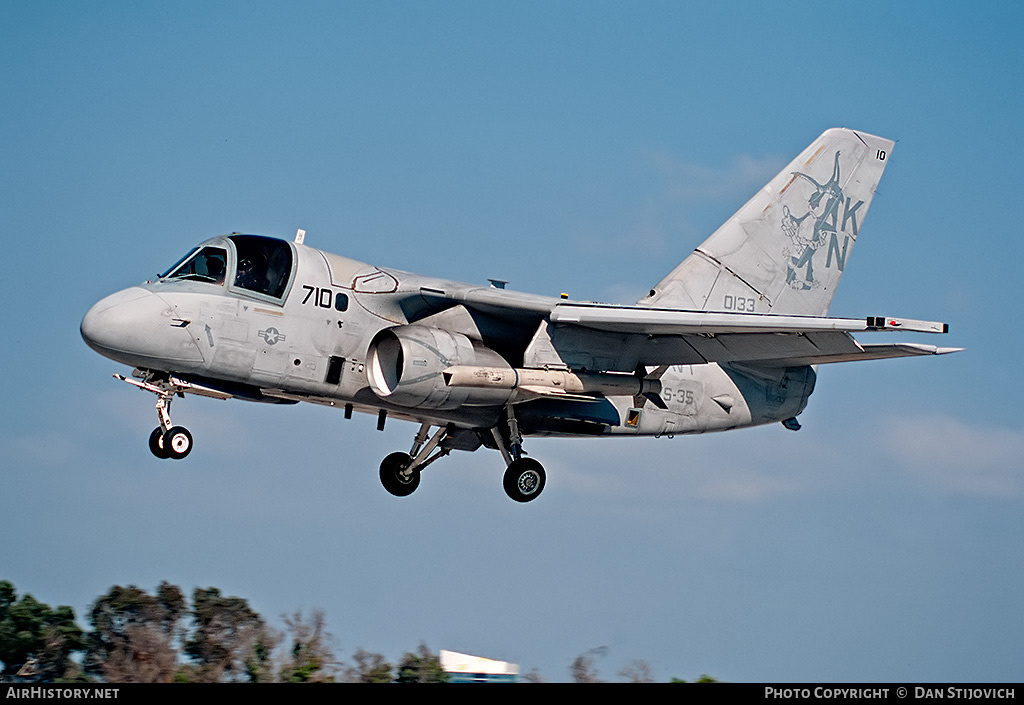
[115, 372, 194, 460]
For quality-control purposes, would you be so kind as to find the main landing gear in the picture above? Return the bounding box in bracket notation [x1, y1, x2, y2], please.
[379, 405, 547, 503]
[378, 423, 451, 497]
[115, 373, 194, 460]
[491, 404, 546, 503]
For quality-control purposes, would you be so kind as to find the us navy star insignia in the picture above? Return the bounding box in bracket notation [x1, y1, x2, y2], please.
[258, 327, 286, 345]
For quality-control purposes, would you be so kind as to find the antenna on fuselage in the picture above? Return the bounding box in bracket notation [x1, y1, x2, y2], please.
[295, 229, 306, 245]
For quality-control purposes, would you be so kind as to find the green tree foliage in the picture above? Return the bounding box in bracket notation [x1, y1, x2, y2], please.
[395, 643, 448, 683]
[278, 610, 338, 683]
[4, 579, 717, 683]
[0, 580, 85, 681]
[342, 648, 393, 683]
[183, 587, 265, 682]
[243, 628, 281, 683]
[84, 582, 186, 683]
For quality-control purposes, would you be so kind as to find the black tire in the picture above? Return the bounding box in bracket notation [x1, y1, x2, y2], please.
[149, 427, 170, 459]
[379, 452, 420, 497]
[503, 458, 546, 503]
[164, 426, 193, 460]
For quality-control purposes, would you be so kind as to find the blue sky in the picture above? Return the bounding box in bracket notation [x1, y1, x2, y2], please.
[2, 1, 1021, 682]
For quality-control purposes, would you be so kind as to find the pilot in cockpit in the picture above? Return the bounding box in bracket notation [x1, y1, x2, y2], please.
[235, 256, 267, 293]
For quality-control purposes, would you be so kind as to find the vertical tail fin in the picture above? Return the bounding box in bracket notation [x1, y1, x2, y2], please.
[641, 128, 894, 316]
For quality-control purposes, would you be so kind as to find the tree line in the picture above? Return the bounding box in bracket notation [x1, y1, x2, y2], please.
[0, 580, 715, 683]
[0, 580, 442, 683]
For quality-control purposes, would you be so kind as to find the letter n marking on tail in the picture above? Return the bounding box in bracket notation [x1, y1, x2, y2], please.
[826, 233, 850, 271]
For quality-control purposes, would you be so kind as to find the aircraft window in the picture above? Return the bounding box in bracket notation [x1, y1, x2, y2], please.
[229, 235, 293, 299]
[159, 249, 197, 279]
[163, 247, 228, 284]
[335, 292, 349, 311]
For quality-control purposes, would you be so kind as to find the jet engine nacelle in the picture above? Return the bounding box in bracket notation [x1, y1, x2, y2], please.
[367, 325, 514, 409]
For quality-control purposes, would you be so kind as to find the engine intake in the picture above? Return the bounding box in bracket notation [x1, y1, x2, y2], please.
[367, 325, 513, 409]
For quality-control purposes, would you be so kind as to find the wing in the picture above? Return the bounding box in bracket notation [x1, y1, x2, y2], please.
[524, 302, 960, 371]
[404, 285, 958, 371]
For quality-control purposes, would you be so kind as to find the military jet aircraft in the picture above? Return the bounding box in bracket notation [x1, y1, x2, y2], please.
[81, 128, 958, 502]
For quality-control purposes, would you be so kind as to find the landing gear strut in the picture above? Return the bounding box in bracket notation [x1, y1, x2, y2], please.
[377, 407, 547, 502]
[378, 423, 450, 497]
[491, 404, 546, 503]
[115, 372, 194, 460]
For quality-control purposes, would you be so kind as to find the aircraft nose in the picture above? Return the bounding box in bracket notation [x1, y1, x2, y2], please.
[81, 287, 205, 367]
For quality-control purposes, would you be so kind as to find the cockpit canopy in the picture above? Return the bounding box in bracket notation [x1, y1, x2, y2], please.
[160, 234, 294, 301]
[161, 246, 227, 284]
